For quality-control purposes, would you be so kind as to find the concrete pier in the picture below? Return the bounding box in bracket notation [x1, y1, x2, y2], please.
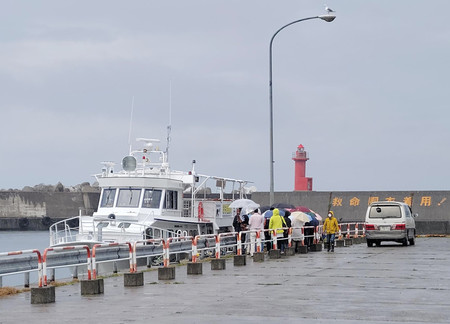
[124, 272, 144, 287]
[268, 249, 281, 259]
[158, 266, 175, 280]
[1, 238, 449, 323]
[335, 240, 345, 247]
[211, 258, 226, 270]
[187, 262, 202, 275]
[30, 286, 55, 304]
[252, 252, 264, 262]
[285, 247, 295, 256]
[80, 278, 104, 295]
[233, 255, 246, 266]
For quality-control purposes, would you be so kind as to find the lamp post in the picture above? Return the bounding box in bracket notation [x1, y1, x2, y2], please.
[269, 14, 336, 206]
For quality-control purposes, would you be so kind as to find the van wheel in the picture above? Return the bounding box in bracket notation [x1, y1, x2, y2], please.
[409, 234, 415, 246]
[402, 238, 408, 246]
[366, 240, 374, 247]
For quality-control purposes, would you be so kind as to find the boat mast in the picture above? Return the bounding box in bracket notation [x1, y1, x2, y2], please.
[166, 82, 172, 164]
[128, 96, 135, 155]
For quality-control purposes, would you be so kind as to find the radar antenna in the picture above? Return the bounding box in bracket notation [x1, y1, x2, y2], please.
[136, 138, 160, 149]
[122, 155, 137, 172]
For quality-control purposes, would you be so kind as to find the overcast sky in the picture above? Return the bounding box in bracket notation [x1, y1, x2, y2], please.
[1, 1, 449, 192]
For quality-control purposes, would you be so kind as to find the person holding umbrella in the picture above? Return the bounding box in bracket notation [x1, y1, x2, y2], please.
[248, 208, 264, 256]
[323, 210, 339, 252]
[233, 208, 249, 253]
[290, 212, 306, 253]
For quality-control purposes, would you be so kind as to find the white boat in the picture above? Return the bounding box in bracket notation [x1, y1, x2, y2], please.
[50, 137, 255, 247]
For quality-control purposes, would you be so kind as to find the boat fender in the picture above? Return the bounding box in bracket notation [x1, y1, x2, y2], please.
[198, 202, 204, 221]
[19, 217, 30, 229]
[41, 216, 52, 227]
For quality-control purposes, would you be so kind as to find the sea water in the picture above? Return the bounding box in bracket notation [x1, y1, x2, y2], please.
[0, 231, 50, 253]
[0, 231, 63, 288]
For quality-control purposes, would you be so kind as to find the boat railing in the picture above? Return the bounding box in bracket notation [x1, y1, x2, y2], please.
[49, 217, 81, 246]
[184, 173, 249, 222]
[182, 197, 234, 220]
[50, 216, 188, 246]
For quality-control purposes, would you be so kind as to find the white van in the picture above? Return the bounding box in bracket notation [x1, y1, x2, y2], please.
[365, 201, 417, 247]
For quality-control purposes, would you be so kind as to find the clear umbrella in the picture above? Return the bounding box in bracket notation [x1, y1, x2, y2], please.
[291, 211, 312, 223]
[229, 199, 260, 210]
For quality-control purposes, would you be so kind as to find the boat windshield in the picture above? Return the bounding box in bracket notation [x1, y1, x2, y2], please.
[117, 188, 141, 207]
[142, 189, 162, 208]
[100, 189, 116, 207]
[369, 205, 401, 218]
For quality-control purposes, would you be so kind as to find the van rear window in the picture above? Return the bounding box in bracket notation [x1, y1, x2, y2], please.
[369, 205, 401, 218]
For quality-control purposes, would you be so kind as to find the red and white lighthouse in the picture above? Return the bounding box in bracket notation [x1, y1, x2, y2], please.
[292, 144, 313, 191]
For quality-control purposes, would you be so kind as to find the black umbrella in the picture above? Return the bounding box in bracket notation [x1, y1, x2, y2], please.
[271, 202, 295, 209]
[306, 217, 320, 227]
[259, 205, 271, 213]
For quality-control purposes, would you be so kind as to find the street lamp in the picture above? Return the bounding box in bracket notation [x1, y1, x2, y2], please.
[269, 14, 336, 206]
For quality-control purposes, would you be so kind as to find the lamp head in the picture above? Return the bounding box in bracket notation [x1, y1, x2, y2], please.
[319, 14, 336, 22]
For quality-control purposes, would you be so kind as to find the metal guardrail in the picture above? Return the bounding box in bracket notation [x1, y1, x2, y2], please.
[1, 223, 365, 288]
[43, 246, 91, 286]
[0, 250, 42, 288]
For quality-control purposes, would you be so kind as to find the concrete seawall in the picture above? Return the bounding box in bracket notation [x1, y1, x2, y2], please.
[0, 191, 99, 231]
[1, 189, 449, 234]
[252, 190, 450, 235]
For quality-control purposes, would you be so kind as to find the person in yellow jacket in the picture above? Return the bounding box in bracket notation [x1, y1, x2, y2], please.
[323, 211, 339, 252]
[269, 208, 287, 252]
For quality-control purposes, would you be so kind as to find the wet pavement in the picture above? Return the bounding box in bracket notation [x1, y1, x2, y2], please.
[1, 237, 449, 324]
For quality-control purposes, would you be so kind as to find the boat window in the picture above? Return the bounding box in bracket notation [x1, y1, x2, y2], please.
[100, 189, 116, 207]
[117, 188, 141, 207]
[183, 200, 191, 217]
[142, 189, 162, 208]
[163, 190, 178, 210]
[369, 205, 401, 218]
